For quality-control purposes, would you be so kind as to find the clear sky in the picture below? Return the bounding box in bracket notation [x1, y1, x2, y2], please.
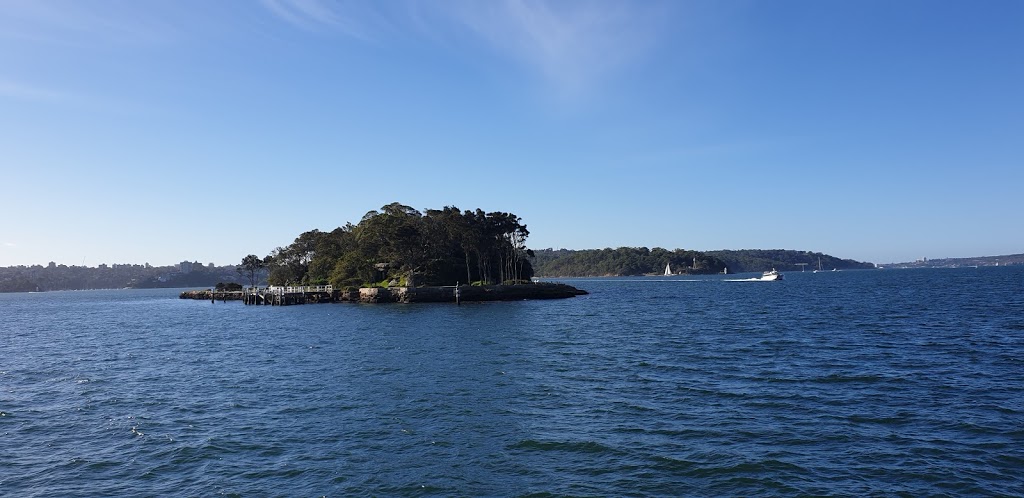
[2, 0, 1021, 267]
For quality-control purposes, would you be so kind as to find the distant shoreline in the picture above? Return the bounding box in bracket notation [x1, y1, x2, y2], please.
[881, 253, 1024, 269]
[6, 250, 1022, 293]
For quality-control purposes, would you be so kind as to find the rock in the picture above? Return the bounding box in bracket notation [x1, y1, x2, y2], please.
[356, 283, 586, 303]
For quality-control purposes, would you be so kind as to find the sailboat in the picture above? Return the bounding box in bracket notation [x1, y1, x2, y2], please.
[814, 257, 823, 273]
[664, 263, 672, 276]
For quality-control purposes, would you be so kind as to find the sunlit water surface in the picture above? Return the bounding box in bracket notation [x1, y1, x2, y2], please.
[3, 267, 1023, 496]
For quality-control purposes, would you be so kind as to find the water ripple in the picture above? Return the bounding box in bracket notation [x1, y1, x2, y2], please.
[3, 268, 1024, 495]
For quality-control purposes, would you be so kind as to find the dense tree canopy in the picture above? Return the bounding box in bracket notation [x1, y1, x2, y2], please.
[257, 203, 879, 287]
[530, 247, 727, 277]
[529, 248, 874, 276]
[263, 202, 534, 288]
[0, 263, 242, 292]
[705, 250, 876, 273]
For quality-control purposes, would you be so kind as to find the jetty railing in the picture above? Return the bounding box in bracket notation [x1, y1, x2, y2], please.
[245, 285, 333, 296]
[243, 285, 335, 306]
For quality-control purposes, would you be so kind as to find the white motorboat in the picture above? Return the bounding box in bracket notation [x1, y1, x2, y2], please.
[761, 269, 784, 281]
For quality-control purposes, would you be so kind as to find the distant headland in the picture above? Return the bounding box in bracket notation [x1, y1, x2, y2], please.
[4, 200, 1020, 294]
[530, 248, 875, 277]
[880, 253, 1024, 269]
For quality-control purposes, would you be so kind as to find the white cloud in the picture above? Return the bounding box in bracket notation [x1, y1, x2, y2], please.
[259, 0, 390, 41]
[4, 242, 16, 247]
[440, 0, 669, 97]
[261, 0, 672, 98]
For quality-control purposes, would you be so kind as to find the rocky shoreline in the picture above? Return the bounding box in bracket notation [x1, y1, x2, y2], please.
[357, 283, 587, 303]
[179, 290, 244, 300]
[180, 283, 587, 304]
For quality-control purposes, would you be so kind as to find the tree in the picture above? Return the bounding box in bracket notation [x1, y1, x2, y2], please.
[306, 225, 355, 284]
[426, 206, 478, 284]
[237, 254, 265, 288]
[261, 202, 542, 288]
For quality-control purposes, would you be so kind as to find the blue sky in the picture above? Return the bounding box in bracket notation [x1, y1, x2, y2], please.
[1, 0, 1021, 267]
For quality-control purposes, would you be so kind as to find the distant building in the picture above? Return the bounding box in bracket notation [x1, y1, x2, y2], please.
[180, 261, 194, 274]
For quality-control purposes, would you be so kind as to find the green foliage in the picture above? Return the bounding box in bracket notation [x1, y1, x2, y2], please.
[530, 248, 873, 276]
[237, 254, 266, 287]
[531, 247, 727, 277]
[0, 274, 38, 292]
[705, 250, 875, 273]
[502, 279, 533, 285]
[259, 204, 535, 288]
[0, 263, 244, 292]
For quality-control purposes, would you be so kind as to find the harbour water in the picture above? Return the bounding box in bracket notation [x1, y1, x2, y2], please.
[3, 267, 1023, 496]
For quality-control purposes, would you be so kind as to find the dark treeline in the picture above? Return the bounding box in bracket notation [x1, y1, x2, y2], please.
[0, 263, 241, 293]
[885, 253, 1024, 268]
[531, 247, 728, 276]
[706, 250, 875, 273]
[530, 248, 875, 277]
[261, 202, 534, 288]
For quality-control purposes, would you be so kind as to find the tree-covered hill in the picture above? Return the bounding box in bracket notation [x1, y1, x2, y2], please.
[4, 203, 878, 293]
[3, 202, 537, 292]
[530, 248, 874, 277]
[260, 202, 534, 288]
[531, 247, 727, 277]
[0, 263, 241, 293]
[705, 249, 875, 273]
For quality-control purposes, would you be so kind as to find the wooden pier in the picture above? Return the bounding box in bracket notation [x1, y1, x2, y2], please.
[243, 285, 335, 306]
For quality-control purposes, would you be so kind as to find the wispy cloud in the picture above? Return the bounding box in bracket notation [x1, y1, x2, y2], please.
[0, 76, 160, 116]
[260, 0, 391, 41]
[441, 0, 670, 97]
[261, 0, 672, 98]
[4, 242, 16, 247]
[0, 0, 184, 46]
[0, 79, 70, 102]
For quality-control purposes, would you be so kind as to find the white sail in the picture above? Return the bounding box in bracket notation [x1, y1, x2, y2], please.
[664, 263, 672, 276]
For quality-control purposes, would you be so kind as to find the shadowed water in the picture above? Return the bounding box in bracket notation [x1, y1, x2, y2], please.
[3, 267, 1023, 496]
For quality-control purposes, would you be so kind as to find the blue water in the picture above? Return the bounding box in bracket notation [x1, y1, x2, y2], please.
[3, 267, 1023, 496]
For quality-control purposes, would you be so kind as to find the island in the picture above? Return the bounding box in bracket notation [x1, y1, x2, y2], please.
[183, 202, 588, 304]
[173, 202, 884, 305]
[6, 201, 880, 296]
